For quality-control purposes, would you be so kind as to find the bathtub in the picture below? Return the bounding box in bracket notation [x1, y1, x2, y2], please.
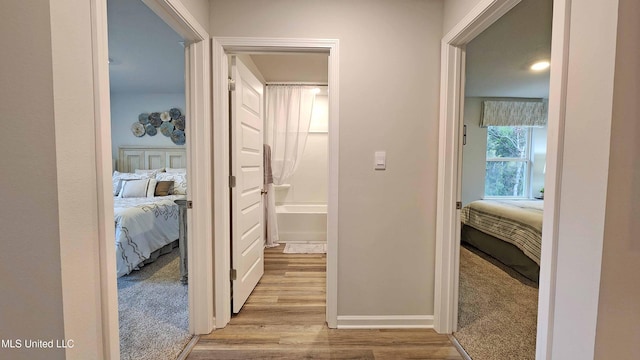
[275, 204, 327, 242]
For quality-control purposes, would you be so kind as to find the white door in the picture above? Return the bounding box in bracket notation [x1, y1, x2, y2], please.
[230, 56, 265, 313]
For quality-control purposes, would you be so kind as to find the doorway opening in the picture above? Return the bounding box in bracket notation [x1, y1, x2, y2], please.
[434, 0, 567, 359]
[453, 0, 552, 359]
[93, 0, 212, 358]
[454, 1, 552, 358]
[211, 38, 340, 329]
[228, 53, 329, 323]
[106, 0, 190, 358]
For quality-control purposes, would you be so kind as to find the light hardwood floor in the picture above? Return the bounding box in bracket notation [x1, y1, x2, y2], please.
[187, 245, 463, 360]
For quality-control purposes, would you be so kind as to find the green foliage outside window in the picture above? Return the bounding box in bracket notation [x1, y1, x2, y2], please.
[485, 126, 530, 197]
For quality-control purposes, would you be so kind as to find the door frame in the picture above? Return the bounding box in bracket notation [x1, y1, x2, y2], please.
[212, 37, 340, 328]
[91, 0, 213, 357]
[433, 1, 570, 359]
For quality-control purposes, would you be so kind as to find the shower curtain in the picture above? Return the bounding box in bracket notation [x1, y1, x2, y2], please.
[266, 86, 317, 185]
[263, 85, 317, 247]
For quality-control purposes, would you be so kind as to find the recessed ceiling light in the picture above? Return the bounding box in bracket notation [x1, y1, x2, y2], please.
[530, 60, 550, 71]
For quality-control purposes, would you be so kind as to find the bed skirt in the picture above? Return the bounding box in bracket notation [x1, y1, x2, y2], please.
[461, 225, 539, 282]
[142, 240, 178, 266]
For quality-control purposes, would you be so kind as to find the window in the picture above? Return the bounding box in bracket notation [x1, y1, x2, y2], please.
[485, 126, 531, 197]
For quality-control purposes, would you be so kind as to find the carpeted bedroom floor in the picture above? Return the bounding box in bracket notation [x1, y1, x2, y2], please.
[118, 247, 191, 360]
[455, 245, 538, 360]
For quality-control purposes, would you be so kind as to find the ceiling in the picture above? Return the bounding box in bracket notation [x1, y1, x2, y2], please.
[249, 54, 329, 83]
[107, 0, 184, 94]
[106, 0, 549, 97]
[464, 0, 553, 98]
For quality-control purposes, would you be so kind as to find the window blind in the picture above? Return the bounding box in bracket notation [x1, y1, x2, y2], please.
[481, 100, 547, 127]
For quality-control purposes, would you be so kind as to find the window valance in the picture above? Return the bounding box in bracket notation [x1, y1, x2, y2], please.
[480, 100, 547, 127]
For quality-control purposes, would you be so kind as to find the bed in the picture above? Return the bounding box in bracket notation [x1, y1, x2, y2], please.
[461, 200, 543, 282]
[114, 195, 184, 277]
[113, 146, 188, 280]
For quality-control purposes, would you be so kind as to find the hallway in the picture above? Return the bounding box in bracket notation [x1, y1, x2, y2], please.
[186, 245, 462, 359]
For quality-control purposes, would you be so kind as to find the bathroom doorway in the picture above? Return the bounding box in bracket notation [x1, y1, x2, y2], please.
[210, 37, 340, 329]
[228, 53, 330, 322]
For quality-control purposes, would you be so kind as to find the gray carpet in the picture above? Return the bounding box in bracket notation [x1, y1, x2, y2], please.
[118, 248, 191, 360]
[455, 245, 538, 360]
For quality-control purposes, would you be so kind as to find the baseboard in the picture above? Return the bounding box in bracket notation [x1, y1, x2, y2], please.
[336, 315, 434, 329]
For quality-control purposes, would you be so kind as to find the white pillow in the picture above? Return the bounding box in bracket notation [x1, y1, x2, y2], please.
[119, 179, 157, 198]
[165, 167, 186, 173]
[146, 179, 157, 197]
[156, 172, 187, 195]
[112, 171, 148, 196]
[135, 168, 163, 177]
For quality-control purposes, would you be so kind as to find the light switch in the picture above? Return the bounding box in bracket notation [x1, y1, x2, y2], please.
[374, 151, 386, 170]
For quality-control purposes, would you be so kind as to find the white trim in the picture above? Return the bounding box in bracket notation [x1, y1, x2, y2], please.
[212, 37, 339, 329]
[443, 0, 521, 46]
[90, 0, 119, 357]
[434, 0, 523, 335]
[93, 1, 213, 357]
[211, 39, 232, 328]
[535, 1, 570, 357]
[141, 0, 208, 42]
[184, 38, 214, 334]
[336, 315, 434, 329]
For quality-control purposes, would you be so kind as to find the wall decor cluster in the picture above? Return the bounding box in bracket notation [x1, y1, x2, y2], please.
[131, 107, 186, 145]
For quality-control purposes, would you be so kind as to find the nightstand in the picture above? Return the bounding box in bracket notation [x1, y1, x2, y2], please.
[174, 199, 188, 284]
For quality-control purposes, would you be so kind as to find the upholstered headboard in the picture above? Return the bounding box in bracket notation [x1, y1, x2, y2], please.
[117, 146, 187, 172]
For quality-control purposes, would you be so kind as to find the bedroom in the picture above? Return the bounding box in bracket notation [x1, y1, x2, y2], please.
[107, 0, 191, 359]
[453, 0, 551, 359]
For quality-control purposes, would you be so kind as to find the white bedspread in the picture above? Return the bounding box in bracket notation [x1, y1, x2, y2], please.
[114, 195, 185, 277]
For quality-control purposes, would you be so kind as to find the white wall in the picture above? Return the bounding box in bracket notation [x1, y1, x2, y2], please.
[211, 0, 444, 317]
[461, 97, 547, 205]
[461, 97, 487, 205]
[0, 2, 65, 359]
[1, 0, 109, 359]
[275, 95, 328, 205]
[594, 0, 640, 357]
[178, 0, 209, 33]
[443, 0, 484, 35]
[110, 93, 186, 163]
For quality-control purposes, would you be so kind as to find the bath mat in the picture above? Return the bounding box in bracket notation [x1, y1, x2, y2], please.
[283, 243, 327, 254]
